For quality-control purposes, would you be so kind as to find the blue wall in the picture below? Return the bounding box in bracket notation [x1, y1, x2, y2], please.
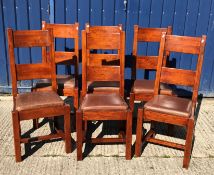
[0, 0, 214, 96]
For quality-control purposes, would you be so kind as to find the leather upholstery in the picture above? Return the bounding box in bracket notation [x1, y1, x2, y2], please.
[80, 93, 128, 111]
[133, 79, 172, 95]
[87, 81, 120, 93]
[34, 75, 75, 90]
[16, 91, 64, 111]
[144, 95, 192, 117]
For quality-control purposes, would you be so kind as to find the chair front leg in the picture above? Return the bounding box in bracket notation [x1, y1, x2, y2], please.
[64, 105, 71, 153]
[183, 118, 194, 169]
[125, 110, 132, 160]
[12, 111, 22, 162]
[135, 107, 144, 157]
[76, 110, 83, 160]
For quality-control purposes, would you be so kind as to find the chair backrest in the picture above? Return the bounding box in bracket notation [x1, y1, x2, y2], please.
[42, 21, 79, 79]
[82, 24, 125, 97]
[7, 28, 56, 98]
[132, 25, 172, 79]
[155, 33, 206, 107]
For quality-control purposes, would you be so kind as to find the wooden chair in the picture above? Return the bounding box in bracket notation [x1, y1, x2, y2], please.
[76, 25, 132, 160]
[32, 21, 79, 128]
[129, 26, 173, 111]
[7, 28, 71, 162]
[135, 33, 206, 169]
[84, 23, 122, 95]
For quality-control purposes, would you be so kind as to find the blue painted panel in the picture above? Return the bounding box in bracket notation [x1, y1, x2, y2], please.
[2, 0, 17, 87]
[0, 0, 9, 86]
[90, 0, 102, 25]
[0, 0, 214, 95]
[203, 1, 214, 92]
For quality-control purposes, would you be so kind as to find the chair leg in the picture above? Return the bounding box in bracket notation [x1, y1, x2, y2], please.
[125, 110, 132, 160]
[12, 111, 22, 162]
[183, 118, 194, 169]
[135, 107, 143, 157]
[76, 110, 83, 161]
[129, 92, 135, 112]
[64, 106, 71, 153]
[33, 119, 39, 129]
[74, 88, 79, 110]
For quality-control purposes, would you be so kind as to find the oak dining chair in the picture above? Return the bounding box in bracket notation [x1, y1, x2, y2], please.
[129, 25, 173, 112]
[32, 21, 79, 129]
[135, 32, 206, 169]
[76, 25, 132, 160]
[7, 28, 71, 162]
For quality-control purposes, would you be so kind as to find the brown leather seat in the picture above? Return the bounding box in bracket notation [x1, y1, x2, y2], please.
[16, 91, 64, 111]
[144, 95, 192, 117]
[133, 80, 172, 95]
[87, 81, 120, 93]
[34, 75, 75, 90]
[80, 93, 128, 111]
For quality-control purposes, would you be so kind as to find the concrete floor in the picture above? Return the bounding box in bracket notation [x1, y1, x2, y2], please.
[0, 96, 214, 175]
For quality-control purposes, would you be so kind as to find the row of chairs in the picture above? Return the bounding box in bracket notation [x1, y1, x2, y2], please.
[7, 22, 206, 169]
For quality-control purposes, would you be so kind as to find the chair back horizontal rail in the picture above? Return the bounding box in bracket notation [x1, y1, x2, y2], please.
[44, 23, 78, 38]
[13, 30, 51, 48]
[54, 51, 76, 63]
[136, 56, 158, 69]
[16, 63, 52, 80]
[86, 66, 120, 81]
[88, 54, 119, 66]
[87, 33, 121, 49]
[160, 67, 196, 86]
[137, 28, 169, 42]
[87, 25, 122, 33]
[164, 35, 202, 54]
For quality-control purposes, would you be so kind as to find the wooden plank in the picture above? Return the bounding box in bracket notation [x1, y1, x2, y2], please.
[21, 133, 64, 143]
[136, 56, 158, 69]
[87, 33, 120, 49]
[46, 24, 78, 38]
[160, 67, 196, 86]
[87, 66, 120, 81]
[165, 35, 202, 54]
[146, 137, 185, 150]
[83, 110, 126, 120]
[16, 63, 52, 80]
[54, 51, 76, 63]
[13, 30, 51, 48]
[90, 138, 125, 144]
[137, 28, 168, 42]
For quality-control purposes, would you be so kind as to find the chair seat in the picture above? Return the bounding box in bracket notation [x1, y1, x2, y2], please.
[15, 91, 64, 111]
[133, 79, 172, 95]
[144, 95, 192, 117]
[34, 75, 75, 90]
[87, 81, 120, 93]
[80, 93, 128, 111]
